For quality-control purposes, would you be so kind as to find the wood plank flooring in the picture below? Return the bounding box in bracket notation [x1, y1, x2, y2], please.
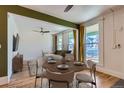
[0, 63, 119, 88]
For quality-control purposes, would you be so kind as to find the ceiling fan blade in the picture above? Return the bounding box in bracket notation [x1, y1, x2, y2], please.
[32, 30, 41, 33]
[40, 31, 44, 33]
[64, 5, 73, 12]
[43, 31, 50, 33]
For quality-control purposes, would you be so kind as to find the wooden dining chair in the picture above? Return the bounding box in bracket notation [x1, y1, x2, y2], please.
[45, 69, 74, 88]
[76, 60, 97, 88]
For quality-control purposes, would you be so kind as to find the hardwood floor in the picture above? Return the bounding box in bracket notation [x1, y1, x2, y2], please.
[0, 63, 119, 88]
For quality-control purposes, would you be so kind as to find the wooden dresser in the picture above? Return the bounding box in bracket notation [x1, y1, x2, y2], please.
[12, 54, 23, 73]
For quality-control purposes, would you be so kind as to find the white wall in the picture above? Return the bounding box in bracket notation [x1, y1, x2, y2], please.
[12, 14, 53, 61]
[85, 7, 124, 79]
[18, 30, 53, 60]
[8, 13, 53, 82]
[8, 13, 19, 81]
[9, 13, 75, 61]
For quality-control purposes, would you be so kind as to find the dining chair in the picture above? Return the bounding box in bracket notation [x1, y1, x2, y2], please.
[65, 54, 74, 62]
[46, 69, 74, 88]
[34, 57, 47, 87]
[76, 60, 97, 88]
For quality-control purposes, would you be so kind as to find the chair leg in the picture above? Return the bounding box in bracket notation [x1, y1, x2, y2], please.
[91, 82, 97, 88]
[71, 82, 73, 88]
[41, 78, 42, 88]
[67, 82, 69, 88]
[35, 78, 37, 88]
[95, 84, 97, 88]
[91, 83, 93, 88]
[76, 80, 79, 88]
[94, 73, 97, 88]
[95, 83, 97, 88]
[48, 80, 50, 88]
[95, 79, 97, 88]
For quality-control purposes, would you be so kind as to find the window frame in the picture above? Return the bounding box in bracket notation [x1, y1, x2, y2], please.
[84, 23, 100, 63]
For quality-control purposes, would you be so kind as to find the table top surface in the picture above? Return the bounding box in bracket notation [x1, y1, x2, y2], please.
[43, 60, 87, 73]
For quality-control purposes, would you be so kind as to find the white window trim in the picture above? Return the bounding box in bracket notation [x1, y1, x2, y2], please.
[98, 18, 104, 66]
[84, 20, 104, 66]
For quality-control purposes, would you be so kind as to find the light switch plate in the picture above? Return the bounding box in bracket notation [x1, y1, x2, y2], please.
[0, 44, 1, 48]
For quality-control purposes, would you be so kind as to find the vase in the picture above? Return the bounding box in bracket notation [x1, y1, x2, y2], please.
[62, 57, 66, 64]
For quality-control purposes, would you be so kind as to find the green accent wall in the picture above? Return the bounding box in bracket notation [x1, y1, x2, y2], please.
[0, 5, 78, 28]
[0, 9, 7, 76]
[0, 5, 78, 77]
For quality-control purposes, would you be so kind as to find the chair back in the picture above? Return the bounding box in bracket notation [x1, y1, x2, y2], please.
[65, 54, 74, 62]
[87, 60, 96, 80]
[36, 57, 47, 76]
[51, 54, 63, 61]
[37, 57, 47, 66]
[46, 69, 74, 83]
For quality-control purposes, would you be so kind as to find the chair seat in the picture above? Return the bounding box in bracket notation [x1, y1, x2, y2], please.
[79, 83, 92, 88]
[76, 73, 93, 82]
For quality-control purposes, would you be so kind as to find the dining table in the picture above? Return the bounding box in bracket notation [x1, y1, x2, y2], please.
[42, 60, 87, 73]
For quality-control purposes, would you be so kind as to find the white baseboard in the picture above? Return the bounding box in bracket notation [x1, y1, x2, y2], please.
[0, 76, 8, 85]
[97, 66, 124, 79]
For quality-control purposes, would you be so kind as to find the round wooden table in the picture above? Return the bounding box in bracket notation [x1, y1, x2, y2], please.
[43, 61, 87, 73]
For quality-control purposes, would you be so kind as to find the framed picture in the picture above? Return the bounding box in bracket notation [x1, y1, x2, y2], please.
[13, 33, 19, 51]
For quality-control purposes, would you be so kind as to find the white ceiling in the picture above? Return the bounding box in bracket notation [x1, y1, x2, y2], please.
[21, 5, 115, 24]
[9, 13, 73, 34]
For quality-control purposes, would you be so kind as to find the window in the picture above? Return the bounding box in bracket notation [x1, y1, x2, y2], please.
[57, 33, 62, 50]
[68, 31, 74, 51]
[57, 31, 74, 51]
[85, 24, 99, 63]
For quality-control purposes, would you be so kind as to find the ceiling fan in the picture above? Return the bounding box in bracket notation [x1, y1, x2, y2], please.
[64, 5, 73, 12]
[33, 27, 50, 34]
